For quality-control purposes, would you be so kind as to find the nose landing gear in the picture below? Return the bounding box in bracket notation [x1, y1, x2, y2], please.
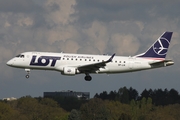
[25, 74, 29, 78]
[25, 69, 30, 79]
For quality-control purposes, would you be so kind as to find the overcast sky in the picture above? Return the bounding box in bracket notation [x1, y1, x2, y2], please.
[1, 0, 180, 99]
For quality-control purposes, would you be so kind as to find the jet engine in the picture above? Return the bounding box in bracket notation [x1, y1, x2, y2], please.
[62, 67, 79, 75]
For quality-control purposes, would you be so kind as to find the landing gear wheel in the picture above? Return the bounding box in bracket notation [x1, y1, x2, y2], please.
[85, 75, 92, 81]
[25, 69, 30, 79]
[25, 75, 29, 79]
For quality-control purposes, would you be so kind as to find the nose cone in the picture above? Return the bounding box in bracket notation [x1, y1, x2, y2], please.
[6, 60, 13, 66]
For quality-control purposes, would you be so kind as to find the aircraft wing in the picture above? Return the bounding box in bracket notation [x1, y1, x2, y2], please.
[149, 59, 174, 67]
[77, 53, 115, 72]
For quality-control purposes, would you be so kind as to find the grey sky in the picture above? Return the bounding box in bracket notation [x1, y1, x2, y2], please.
[0, 0, 180, 98]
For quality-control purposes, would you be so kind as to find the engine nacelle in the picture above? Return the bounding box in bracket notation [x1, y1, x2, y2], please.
[62, 67, 78, 76]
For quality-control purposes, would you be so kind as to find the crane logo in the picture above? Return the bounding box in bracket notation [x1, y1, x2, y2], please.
[153, 38, 169, 56]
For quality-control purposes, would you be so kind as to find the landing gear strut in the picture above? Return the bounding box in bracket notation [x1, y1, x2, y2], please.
[84, 73, 92, 81]
[25, 69, 30, 79]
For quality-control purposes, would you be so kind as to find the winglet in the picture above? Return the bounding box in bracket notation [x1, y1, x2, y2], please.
[107, 53, 115, 62]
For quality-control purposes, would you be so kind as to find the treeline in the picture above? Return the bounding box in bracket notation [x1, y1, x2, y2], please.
[0, 96, 69, 120]
[94, 87, 180, 106]
[1, 87, 180, 120]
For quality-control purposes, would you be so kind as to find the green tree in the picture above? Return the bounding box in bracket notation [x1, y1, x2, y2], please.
[167, 89, 179, 104]
[128, 87, 138, 101]
[0, 102, 15, 120]
[16, 96, 69, 120]
[39, 97, 59, 107]
[105, 100, 131, 120]
[146, 104, 180, 120]
[119, 113, 131, 120]
[68, 109, 81, 120]
[130, 99, 138, 120]
[117, 87, 129, 104]
[80, 98, 110, 120]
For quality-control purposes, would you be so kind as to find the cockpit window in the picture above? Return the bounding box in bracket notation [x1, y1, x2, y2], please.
[16, 54, 21, 57]
[15, 54, 24, 58]
[20, 55, 24, 58]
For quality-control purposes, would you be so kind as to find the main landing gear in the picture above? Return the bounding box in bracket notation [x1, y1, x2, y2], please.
[25, 69, 30, 79]
[84, 73, 92, 81]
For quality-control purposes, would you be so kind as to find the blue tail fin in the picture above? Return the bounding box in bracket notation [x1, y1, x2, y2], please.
[136, 32, 173, 59]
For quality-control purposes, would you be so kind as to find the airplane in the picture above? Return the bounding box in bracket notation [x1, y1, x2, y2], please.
[6, 32, 174, 81]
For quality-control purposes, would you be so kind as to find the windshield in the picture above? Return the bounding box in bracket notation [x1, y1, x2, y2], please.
[15, 54, 24, 58]
[16, 54, 20, 57]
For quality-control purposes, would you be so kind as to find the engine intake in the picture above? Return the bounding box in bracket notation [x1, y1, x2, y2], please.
[62, 67, 78, 76]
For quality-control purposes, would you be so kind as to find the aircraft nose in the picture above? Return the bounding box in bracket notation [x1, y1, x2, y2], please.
[6, 60, 13, 66]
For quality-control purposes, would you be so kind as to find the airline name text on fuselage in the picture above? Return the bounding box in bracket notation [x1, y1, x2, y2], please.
[63, 55, 94, 59]
[30, 56, 61, 66]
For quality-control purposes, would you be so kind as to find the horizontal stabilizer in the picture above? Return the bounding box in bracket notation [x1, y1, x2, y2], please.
[149, 59, 174, 67]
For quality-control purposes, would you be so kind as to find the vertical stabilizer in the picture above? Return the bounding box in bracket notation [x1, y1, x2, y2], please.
[136, 32, 173, 59]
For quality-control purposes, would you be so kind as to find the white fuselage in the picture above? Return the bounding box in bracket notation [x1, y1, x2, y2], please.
[7, 52, 161, 74]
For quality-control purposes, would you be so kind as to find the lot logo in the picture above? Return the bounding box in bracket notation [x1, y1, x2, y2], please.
[30, 56, 61, 66]
[153, 38, 169, 56]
